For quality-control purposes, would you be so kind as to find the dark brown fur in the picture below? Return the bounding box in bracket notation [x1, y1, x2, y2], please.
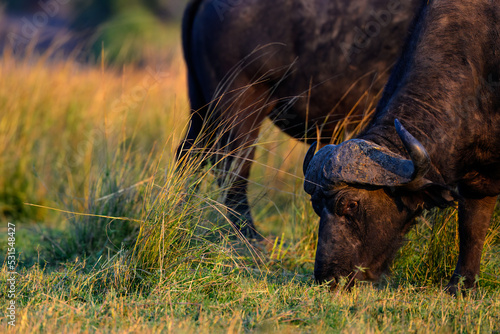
[178, 0, 420, 237]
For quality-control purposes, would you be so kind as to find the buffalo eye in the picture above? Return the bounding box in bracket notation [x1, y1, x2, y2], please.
[337, 199, 359, 216]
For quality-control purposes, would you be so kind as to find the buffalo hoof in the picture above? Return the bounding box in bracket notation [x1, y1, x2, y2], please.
[445, 274, 476, 296]
[444, 284, 461, 296]
[238, 224, 263, 241]
[228, 212, 263, 241]
[444, 284, 475, 297]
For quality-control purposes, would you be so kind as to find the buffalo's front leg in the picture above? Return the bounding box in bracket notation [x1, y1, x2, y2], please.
[446, 196, 498, 294]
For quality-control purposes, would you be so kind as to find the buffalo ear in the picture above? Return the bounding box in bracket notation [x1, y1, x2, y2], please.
[402, 182, 458, 210]
[303, 142, 318, 175]
[420, 183, 458, 209]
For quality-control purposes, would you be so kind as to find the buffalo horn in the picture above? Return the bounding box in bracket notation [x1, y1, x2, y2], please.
[394, 119, 431, 181]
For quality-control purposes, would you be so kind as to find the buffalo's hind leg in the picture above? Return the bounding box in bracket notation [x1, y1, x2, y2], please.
[176, 69, 209, 165]
[215, 83, 275, 240]
[446, 195, 498, 295]
[176, 108, 207, 168]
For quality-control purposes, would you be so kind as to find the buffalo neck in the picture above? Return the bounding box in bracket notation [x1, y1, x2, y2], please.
[358, 0, 500, 188]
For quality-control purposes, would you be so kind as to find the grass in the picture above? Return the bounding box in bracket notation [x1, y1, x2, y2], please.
[0, 38, 499, 332]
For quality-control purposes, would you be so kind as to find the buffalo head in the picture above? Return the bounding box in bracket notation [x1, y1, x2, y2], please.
[303, 119, 455, 288]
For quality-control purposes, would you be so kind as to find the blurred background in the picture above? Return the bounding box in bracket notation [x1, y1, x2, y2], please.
[0, 0, 188, 64]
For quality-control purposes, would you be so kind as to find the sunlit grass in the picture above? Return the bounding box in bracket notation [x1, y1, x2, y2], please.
[0, 43, 499, 333]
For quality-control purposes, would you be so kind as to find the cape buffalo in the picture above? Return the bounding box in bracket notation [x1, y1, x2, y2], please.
[304, 0, 500, 293]
[178, 0, 419, 238]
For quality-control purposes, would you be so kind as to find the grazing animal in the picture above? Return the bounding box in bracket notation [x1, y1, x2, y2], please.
[178, 0, 419, 238]
[303, 0, 500, 293]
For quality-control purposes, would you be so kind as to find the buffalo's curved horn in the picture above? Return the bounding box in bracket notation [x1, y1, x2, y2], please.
[394, 119, 431, 181]
[303, 142, 318, 175]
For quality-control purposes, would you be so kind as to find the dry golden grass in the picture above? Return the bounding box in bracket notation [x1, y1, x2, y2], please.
[0, 47, 189, 220]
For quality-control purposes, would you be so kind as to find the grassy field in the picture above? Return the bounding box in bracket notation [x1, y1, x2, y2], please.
[1, 39, 500, 333]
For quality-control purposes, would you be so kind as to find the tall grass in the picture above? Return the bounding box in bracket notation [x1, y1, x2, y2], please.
[0, 43, 269, 275]
[0, 45, 188, 261]
[0, 43, 499, 332]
